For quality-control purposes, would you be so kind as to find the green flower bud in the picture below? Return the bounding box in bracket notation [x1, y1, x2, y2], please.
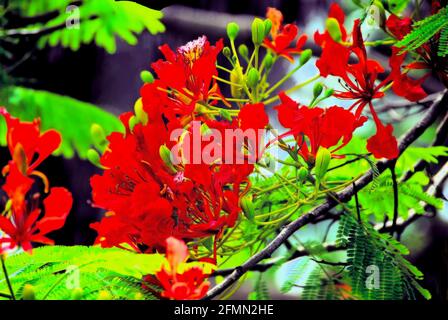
[324, 88, 334, 98]
[230, 67, 244, 98]
[240, 195, 255, 221]
[87, 149, 101, 167]
[71, 288, 84, 300]
[140, 70, 154, 84]
[247, 68, 260, 89]
[313, 83, 324, 99]
[97, 290, 112, 300]
[159, 144, 176, 173]
[134, 98, 148, 125]
[222, 46, 231, 58]
[227, 22, 240, 41]
[314, 147, 331, 182]
[264, 19, 273, 37]
[252, 18, 265, 46]
[134, 292, 144, 300]
[23, 284, 36, 300]
[298, 167, 309, 183]
[326, 18, 342, 43]
[90, 123, 107, 150]
[263, 53, 274, 70]
[129, 115, 138, 132]
[238, 44, 249, 59]
[299, 49, 313, 66]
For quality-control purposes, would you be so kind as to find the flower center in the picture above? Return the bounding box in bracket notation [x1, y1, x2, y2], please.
[178, 36, 206, 66]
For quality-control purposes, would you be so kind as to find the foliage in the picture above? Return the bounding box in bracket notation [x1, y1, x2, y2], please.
[396, 6, 448, 56]
[0, 246, 164, 300]
[0, 86, 124, 159]
[336, 214, 431, 299]
[6, 0, 165, 53]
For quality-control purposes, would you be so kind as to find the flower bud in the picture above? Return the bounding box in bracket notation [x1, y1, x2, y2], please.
[252, 18, 265, 46]
[87, 149, 101, 167]
[263, 53, 274, 70]
[134, 98, 148, 125]
[238, 44, 249, 60]
[247, 68, 260, 89]
[326, 18, 342, 43]
[227, 22, 240, 41]
[222, 46, 231, 58]
[314, 147, 331, 182]
[98, 290, 112, 300]
[159, 144, 176, 173]
[90, 123, 107, 150]
[140, 70, 154, 84]
[71, 288, 84, 300]
[23, 284, 36, 300]
[313, 83, 324, 99]
[298, 167, 309, 183]
[129, 115, 138, 132]
[299, 49, 312, 66]
[264, 19, 273, 37]
[324, 88, 334, 98]
[240, 195, 255, 220]
[230, 67, 244, 98]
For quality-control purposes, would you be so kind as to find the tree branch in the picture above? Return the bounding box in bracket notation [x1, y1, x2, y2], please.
[205, 90, 448, 300]
[211, 243, 343, 277]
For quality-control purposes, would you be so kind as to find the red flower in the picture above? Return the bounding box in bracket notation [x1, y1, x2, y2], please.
[237, 103, 269, 131]
[314, 3, 348, 48]
[274, 93, 367, 162]
[0, 163, 72, 253]
[366, 120, 399, 160]
[263, 8, 307, 62]
[90, 108, 254, 256]
[155, 237, 210, 300]
[386, 14, 412, 40]
[150, 36, 224, 104]
[314, 11, 417, 159]
[389, 48, 429, 102]
[0, 108, 61, 177]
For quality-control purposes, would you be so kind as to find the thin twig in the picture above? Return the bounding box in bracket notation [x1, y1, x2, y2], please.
[1, 256, 15, 300]
[205, 90, 448, 299]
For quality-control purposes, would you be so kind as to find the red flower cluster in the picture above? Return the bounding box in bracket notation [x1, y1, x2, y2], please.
[263, 7, 308, 62]
[90, 37, 269, 258]
[314, 3, 429, 159]
[274, 93, 367, 162]
[0, 109, 72, 253]
[155, 237, 210, 300]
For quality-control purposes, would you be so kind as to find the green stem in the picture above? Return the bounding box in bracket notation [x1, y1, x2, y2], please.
[263, 74, 320, 105]
[264, 62, 304, 97]
[1, 256, 15, 300]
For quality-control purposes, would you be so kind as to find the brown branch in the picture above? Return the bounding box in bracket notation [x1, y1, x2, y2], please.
[205, 90, 448, 300]
[211, 243, 343, 277]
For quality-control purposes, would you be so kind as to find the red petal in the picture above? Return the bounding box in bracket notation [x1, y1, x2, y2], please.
[35, 187, 73, 235]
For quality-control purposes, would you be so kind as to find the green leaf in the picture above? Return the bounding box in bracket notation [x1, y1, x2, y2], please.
[34, 0, 165, 53]
[395, 6, 448, 53]
[0, 86, 124, 159]
[0, 246, 165, 300]
[397, 146, 448, 173]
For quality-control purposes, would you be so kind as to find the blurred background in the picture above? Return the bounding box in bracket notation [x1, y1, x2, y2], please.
[0, 0, 447, 299]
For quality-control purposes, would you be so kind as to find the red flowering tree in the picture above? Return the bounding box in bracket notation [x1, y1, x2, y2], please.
[0, 0, 447, 301]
